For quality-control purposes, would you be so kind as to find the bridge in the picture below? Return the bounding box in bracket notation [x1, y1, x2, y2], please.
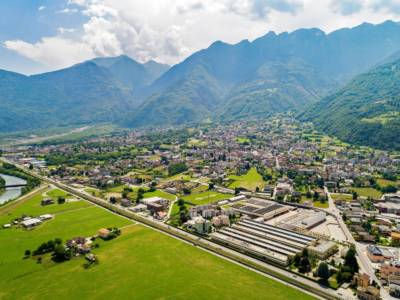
[0, 184, 27, 188]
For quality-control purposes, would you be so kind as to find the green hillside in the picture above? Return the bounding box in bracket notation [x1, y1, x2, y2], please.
[302, 58, 400, 150]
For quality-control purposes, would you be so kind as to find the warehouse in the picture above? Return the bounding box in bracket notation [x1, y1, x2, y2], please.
[279, 210, 327, 230]
[210, 218, 316, 266]
[230, 197, 291, 220]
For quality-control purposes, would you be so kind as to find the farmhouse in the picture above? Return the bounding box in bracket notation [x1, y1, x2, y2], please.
[41, 198, 54, 206]
[98, 228, 111, 239]
[21, 218, 42, 228]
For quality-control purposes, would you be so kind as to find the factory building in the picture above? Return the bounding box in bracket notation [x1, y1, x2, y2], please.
[210, 218, 316, 266]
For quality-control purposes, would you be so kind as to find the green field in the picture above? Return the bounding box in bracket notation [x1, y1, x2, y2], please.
[143, 189, 176, 201]
[0, 188, 315, 300]
[312, 200, 329, 208]
[351, 187, 382, 199]
[330, 193, 353, 202]
[182, 191, 231, 205]
[228, 168, 265, 191]
[0, 189, 91, 225]
[377, 178, 399, 188]
[45, 188, 72, 199]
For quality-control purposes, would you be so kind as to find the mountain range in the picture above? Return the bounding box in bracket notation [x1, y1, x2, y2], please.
[0, 56, 169, 132]
[1, 20, 400, 149]
[301, 55, 400, 150]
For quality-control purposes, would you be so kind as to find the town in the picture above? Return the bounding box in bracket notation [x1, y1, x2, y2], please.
[1, 116, 399, 299]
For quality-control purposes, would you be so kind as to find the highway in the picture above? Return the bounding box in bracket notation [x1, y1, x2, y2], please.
[2, 158, 341, 300]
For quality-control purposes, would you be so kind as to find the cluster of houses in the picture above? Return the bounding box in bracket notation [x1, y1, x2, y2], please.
[128, 196, 170, 220]
[2, 214, 53, 229]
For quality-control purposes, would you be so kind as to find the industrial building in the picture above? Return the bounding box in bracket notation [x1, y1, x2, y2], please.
[278, 210, 327, 230]
[210, 218, 316, 266]
[231, 198, 291, 220]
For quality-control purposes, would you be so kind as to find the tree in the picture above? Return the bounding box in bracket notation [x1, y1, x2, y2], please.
[53, 244, 71, 262]
[336, 270, 343, 283]
[168, 163, 188, 176]
[352, 191, 358, 200]
[57, 196, 66, 204]
[344, 246, 359, 274]
[293, 253, 301, 267]
[317, 262, 330, 282]
[24, 249, 31, 257]
[109, 197, 116, 204]
[208, 183, 214, 190]
[299, 257, 311, 273]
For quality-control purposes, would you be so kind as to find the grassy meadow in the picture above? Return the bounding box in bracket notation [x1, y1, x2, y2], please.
[228, 167, 265, 191]
[0, 187, 315, 300]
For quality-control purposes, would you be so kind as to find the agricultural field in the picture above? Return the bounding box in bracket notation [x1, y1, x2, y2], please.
[377, 178, 399, 188]
[143, 190, 176, 201]
[45, 188, 73, 199]
[0, 188, 314, 300]
[182, 191, 231, 205]
[228, 168, 265, 191]
[330, 193, 353, 202]
[350, 187, 383, 199]
[0, 188, 92, 225]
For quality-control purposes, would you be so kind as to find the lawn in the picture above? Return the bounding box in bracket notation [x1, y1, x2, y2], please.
[45, 188, 72, 199]
[143, 189, 176, 201]
[351, 187, 382, 199]
[313, 200, 329, 209]
[300, 196, 329, 208]
[330, 193, 353, 202]
[228, 167, 265, 191]
[161, 173, 192, 183]
[0, 189, 315, 300]
[236, 137, 251, 144]
[182, 191, 231, 205]
[377, 178, 399, 188]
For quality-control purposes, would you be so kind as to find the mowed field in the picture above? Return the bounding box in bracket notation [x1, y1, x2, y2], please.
[182, 191, 231, 205]
[0, 187, 315, 300]
[228, 167, 265, 191]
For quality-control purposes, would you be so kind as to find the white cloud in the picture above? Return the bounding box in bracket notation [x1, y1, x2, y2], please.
[4, 37, 95, 69]
[38, 6, 46, 11]
[56, 8, 79, 14]
[57, 27, 76, 34]
[4, 0, 400, 72]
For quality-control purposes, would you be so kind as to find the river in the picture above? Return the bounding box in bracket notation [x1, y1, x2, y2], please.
[0, 174, 27, 205]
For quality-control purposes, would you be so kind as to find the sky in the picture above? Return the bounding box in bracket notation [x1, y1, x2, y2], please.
[1, 0, 400, 74]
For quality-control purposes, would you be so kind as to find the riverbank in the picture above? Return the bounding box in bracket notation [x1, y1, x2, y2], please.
[0, 176, 5, 196]
[0, 174, 27, 205]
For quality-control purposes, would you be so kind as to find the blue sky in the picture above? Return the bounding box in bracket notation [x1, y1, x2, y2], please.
[1, 0, 400, 74]
[0, 0, 87, 73]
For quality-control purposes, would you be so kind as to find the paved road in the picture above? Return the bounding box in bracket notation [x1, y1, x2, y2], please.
[325, 187, 396, 300]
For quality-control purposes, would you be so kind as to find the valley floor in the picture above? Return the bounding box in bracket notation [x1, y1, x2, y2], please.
[0, 187, 314, 300]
